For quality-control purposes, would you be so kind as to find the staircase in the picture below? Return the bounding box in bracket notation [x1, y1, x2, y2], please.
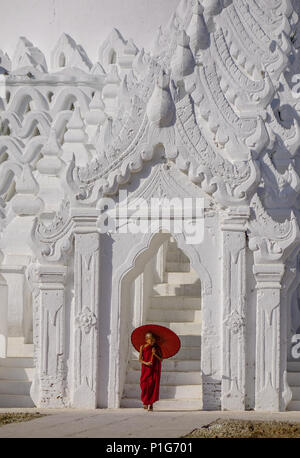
[0, 338, 35, 407]
[287, 361, 300, 411]
[121, 238, 202, 410]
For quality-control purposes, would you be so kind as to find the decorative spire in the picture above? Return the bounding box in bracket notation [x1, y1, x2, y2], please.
[11, 164, 44, 216]
[63, 105, 90, 166]
[171, 30, 195, 83]
[202, 0, 222, 17]
[187, 0, 210, 56]
[146, 71, 176, 128]
[102, 65, 121, 117]
[35, 129, 66, 214]
[85, 92, 107, 143]
[37, 128, 64, 176]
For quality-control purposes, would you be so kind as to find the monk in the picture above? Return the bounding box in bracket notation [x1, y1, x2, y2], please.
[139, 331, 163, 411]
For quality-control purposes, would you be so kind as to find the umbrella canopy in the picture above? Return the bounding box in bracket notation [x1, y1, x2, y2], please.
[131, 324, 181, 359]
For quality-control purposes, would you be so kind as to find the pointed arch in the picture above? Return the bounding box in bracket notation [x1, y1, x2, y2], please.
[107, 225, 212, 408]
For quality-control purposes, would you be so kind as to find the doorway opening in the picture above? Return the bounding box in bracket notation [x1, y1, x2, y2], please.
[121, 234, 202, 410]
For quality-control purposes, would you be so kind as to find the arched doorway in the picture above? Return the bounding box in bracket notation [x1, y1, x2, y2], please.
[118, 232, 202, 410]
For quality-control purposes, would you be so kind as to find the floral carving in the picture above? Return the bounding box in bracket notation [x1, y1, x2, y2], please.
[75, 308, 97, 334]
[224, 310, 245, 334]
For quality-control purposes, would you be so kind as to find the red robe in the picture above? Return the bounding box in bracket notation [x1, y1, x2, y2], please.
[140, 344, 162, 405]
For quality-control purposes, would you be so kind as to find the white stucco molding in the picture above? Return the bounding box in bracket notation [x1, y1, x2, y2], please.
[72, 211, 100, 408]
[248, 195, 300, 411]
[220, 206, 250, 410]
[27, 263, 67, 408]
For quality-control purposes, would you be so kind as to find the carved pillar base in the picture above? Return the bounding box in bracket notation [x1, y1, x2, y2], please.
[29, 265, 67, 408]
[253, 264, 285, 411]
[221, 207, 249, 411]
[72, 210, 100, 408]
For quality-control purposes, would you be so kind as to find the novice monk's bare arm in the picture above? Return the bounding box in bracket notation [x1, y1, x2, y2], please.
[139, 345, 143, 363]
[139, 345, 146, 364]
[152, 347, 163, 362]
[139, 345, 151, 366]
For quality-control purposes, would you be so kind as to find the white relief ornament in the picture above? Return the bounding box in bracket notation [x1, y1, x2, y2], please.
[75, 308, 97, 334]
[1, 0, 300, 413]
[224, 310, 245, 334]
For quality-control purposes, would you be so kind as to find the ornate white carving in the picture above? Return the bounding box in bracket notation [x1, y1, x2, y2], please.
[1, 0, 300, 412]
[221, 207, 249, 410]
[26, 264, 67, 408]
[224, 310, 246, 335]
[72, 222, 100, 408]
[75, 307, 97, 334]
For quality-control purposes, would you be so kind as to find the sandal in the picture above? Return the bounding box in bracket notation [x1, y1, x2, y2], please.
[148, 404, 153, 412]
[143, 405, 148, 409]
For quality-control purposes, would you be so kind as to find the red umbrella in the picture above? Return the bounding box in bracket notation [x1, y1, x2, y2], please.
[131, 324, 181, 359]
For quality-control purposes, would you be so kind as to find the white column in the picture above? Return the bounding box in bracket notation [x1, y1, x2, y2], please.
[221, 207, 249, 410]
[30, 265, 67, 408]
[253, 264, 285, 411]
[72, 210, 100, 408]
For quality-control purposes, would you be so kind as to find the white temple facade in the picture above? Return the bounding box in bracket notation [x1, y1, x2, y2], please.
[1, 0, 300, 411]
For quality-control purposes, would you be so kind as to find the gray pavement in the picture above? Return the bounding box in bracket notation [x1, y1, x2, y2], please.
[1, 408, 300, 437]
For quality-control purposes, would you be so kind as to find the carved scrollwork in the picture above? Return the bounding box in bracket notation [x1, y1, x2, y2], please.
[248, 193, 300, 262]
[30, 199, 73, 262]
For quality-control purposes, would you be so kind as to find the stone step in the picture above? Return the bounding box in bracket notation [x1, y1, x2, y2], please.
[177, 335, 201, 347]
[166, 251, 190, 263]
[0, 357, 34, 368]
[0, 366, 34, 381]
[165, 272, 199, 285]
[145, 321, 201, 335]
[167, 240, 181, 249]
[165, 262, 190, 273]
[129, 342, 201, 360]
[288, 372, 300, 386]
[7, 346, 34, 358]
[176, 346, 201, 360]
[123, 383, 202, 399]
[150, 296, 201, 310]
[0, 394, 35, 408]
[287, 400, 300, 411]
[153, 283, 201, 297]
[166, 241, 182, 250]
[126, 370, 202, 385]
[0, 379, 32, 396]
[166, 242, 189, 257]
[120, 397, 203, 410]
[287, 362, 300, 372]
[291, 386, 300, 399]
[130, 359, 201, 372]
[147, 309, 202, 323]
[7, 338, 34, 358]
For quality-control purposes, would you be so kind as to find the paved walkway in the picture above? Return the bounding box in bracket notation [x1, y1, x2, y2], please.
[1, 409, 300, 437]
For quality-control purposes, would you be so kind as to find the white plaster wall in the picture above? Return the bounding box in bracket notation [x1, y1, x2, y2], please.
[0, 0, 180, 64]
